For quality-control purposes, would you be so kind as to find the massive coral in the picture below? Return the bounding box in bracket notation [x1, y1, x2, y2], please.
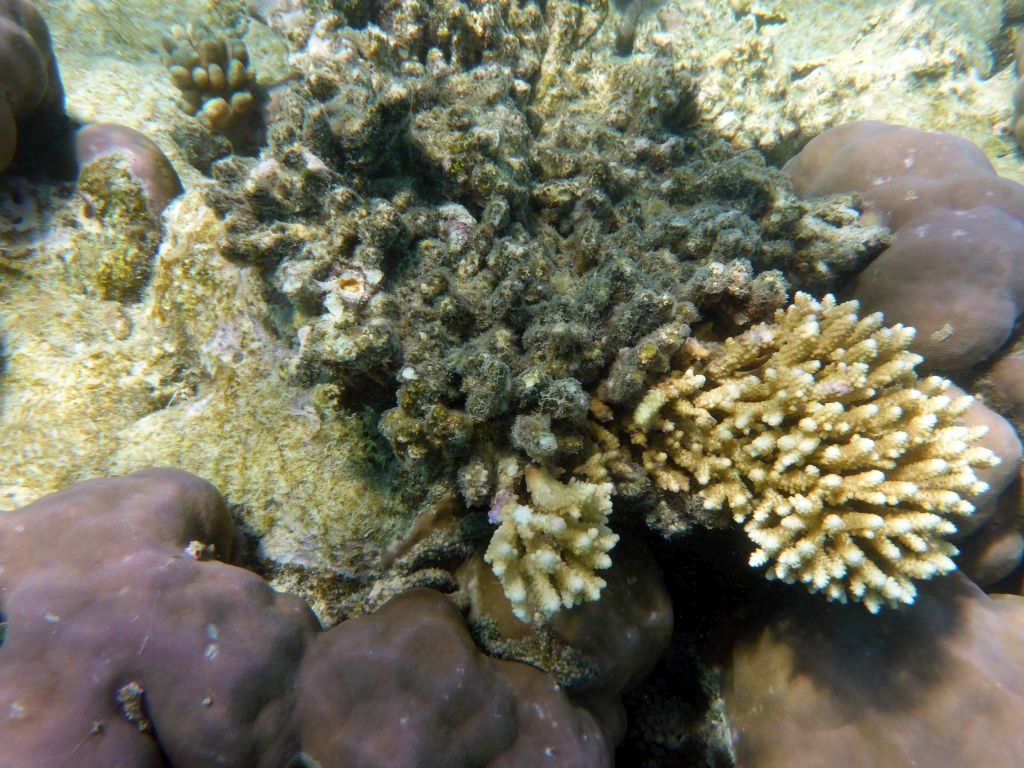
[626, 293, 996, 612]
[0, 0, 66, 174]
[783, 120, 1024, 371]
[724, 574, 1024, 768]
[0, 469, 615, 767]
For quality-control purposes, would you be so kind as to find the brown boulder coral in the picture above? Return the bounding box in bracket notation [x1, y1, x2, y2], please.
[724, 575, 1024, 768]
[0, 468, 317, 767]
[783, 120, 1024, 370]
[0, 469, 618, 766]
[0, 0, 64, 173]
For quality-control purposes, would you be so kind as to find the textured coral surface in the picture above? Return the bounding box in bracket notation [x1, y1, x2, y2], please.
[0, 470, 615, 767]
[627, 293, 996, 611]
[725, 575, 1024, 768]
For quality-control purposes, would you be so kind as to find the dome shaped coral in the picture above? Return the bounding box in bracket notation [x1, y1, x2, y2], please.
[0, 0, 63, 173]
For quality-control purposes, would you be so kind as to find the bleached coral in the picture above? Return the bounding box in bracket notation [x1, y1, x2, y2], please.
[484, 466, 619, 624]
[630, 292, 997, 612]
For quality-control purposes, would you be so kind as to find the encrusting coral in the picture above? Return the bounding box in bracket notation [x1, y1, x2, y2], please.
[627, 292, 997, 612]
[484, 465, 619, 624]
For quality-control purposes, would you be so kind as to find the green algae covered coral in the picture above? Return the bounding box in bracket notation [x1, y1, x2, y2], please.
[628, 293, 997, 612]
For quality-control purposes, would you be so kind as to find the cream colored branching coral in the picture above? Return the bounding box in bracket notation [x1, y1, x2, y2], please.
[630, 293, 997, 612]
[485, 465, 619, 624]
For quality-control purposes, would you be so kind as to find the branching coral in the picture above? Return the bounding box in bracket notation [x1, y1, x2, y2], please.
[484, 465, 619, 624]
[629, 293, 997, 612]
[162, 23, 257, 138]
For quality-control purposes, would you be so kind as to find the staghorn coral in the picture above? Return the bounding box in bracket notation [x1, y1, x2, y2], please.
[484, 465, 619, 624]
[628, 292, 997, 612]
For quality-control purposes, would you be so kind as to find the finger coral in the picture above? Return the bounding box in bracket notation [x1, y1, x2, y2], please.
[162, 23, 258, 142]
[484, 465, 619, 624]
[629, 292, 997, 612]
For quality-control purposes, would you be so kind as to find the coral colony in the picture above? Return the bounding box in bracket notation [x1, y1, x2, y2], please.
[4, 0, 1024, 766]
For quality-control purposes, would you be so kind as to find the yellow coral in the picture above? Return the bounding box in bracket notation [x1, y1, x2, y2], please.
[630, 293, 996, 612]
[484, 465, 619, 624]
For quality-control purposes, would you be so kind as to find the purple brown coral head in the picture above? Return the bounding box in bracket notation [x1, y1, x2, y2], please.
[0, 0, 64, 173]
[75, 123, 183, 214]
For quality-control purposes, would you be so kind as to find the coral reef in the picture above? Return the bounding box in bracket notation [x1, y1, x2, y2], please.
[182, 0, 886, 620]
[626, 293, 996, 612]
[647, 0, 1008, 174]
[461, 535, 674, 745]
[70, 151, 163, 300]
[75, 123, 183, 215]
[988, 351, 1024, 427]
[724, 574, 1024, 768]
[6, 0, 1024, 763]
[0, 470, 615, 767]
[162, 22, 263, 149]
[69, 123, 184, 300]
[298, 588, 611, 768]
[0, 469, 317, 767]
[1013, 34, 1024, 150]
